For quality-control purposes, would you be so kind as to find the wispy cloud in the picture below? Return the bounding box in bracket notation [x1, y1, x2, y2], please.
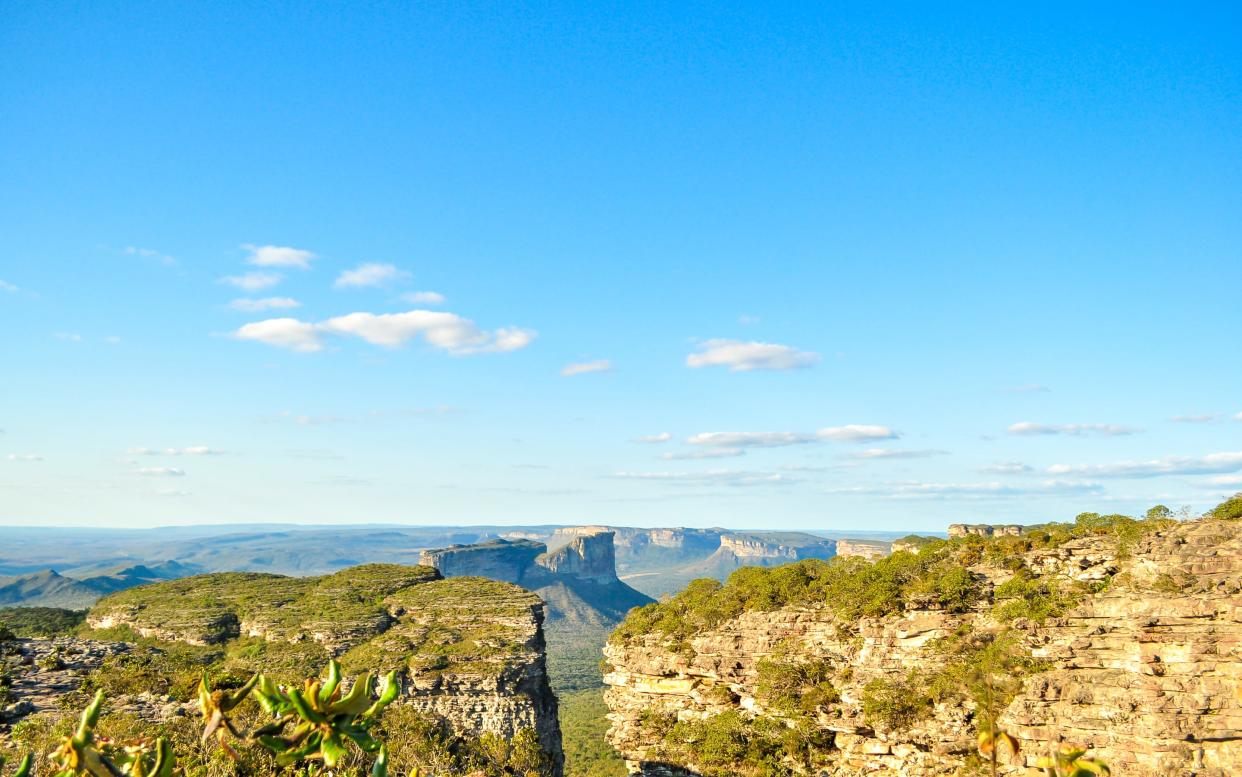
[6, 453, 43, 462]
[1002, 384, 1050, 394]
[1171, 413, 1222, 423]
[981, 461, 1033, 474]
[234, 310, 536, 355]
[662, 448, 744, 460]
[124, 246, 176, 266]
[0, 280, 19, 293]
[849, 448, 947, 460]
[633, 432, 672, 444]
[243, 244, 315, 269]
[738, 314, 760, 325]
[562, 359, 612, 377]
[156, 488, 192, 497]
[1235, 412, 1242, 422]
[53, 333, 83, 342]
[824, 479, 1102, 499]
[1047, 451, 1242, 479]
[128, 446, 224, 456]
[229, 297, 300, 312]
[222, 272, 283, 292]
[334, 262, 409, 289]
[687, 425, 898, 449]
[686, 339, 819, 372]
[135, 466, 187, 477]
[1206, 474, 1242, 487]
[402, 291, 445, 305]
[613, 469, 795, 487]
[1008, 422, 1141, 437]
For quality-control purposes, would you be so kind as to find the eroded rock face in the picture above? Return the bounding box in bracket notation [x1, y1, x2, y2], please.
[603, 518, 1242, 776]
[948, 523, 1023, 539]
[77, 565, 564, 771]
[539, 532, 619, 584]
[418, 539, 546, 585]
[834, 539, 889, 560]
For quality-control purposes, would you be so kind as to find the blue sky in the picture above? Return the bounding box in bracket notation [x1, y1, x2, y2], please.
[1, 2, 1239, 530]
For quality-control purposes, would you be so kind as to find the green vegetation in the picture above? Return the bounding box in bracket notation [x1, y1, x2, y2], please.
[991, 570, 1087, 624]
[1209, 493, 1242, 521]
[613, 507, 1178, 649]
[0, 607, 86, 638]
[558, 689, 625, 777]
[8, 659, 557, 777]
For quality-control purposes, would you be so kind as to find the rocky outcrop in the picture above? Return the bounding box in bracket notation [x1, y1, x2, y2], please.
[835, 539, 889, 559]
[418, 539, 545, 585]
[603, 517, 1242, 776]
[718, 535, 800, 559]
[539, 531, 619, 584]
[79, 565, 563, 769]
[947, 523, 1023, 539]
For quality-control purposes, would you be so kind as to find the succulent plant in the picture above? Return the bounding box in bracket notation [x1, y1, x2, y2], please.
[248, 659, 398, 773]
[49, 690, 176, 777]
[0, 755, 33, 777]
[1036, 744, 1111, 776]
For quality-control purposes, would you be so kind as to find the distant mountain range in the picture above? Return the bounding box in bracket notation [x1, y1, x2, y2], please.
[0, 561, 202, 609]
[0, 523, 909, 610]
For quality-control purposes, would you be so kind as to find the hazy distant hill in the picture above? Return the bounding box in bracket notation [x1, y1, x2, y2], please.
[0, 561, 204, 608]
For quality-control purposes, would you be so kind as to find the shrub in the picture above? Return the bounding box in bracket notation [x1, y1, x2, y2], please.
[860, 675, 932, 732]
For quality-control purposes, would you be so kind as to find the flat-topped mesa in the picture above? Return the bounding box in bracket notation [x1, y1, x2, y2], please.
[834, 538, 890, 559]
[537, 530, 618, 584]
[947, 522, 1023, 539]
[81, 564, 563, 771]
[718, 534, 800, 558]
[418, 538, 546, 585]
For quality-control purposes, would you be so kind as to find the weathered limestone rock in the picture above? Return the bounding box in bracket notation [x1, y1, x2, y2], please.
[835, 539, 890, 560]
[604, 518, 1242, 776]
[948, 523, 1023, 539]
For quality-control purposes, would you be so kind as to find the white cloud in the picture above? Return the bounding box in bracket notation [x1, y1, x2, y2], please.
[1047, 451, 1242, 479]
[1171, 414, 1222, 423]
[129, 446, 223, 456]
[633, 432, 672, 444]
[334, 262, 409, 289]
[104, 336, 121, 345]
[124, 246, 176, 266]
[850, 448, 946, 460]
[824, 479, 1102, 499]
[686, 339, 819, 372]
[738, 314, 760, 325]
[562, 359, 612, 377]
[222, 272, 283, 292]
[613, 469, 795, 487]
[981, 461, 1033, 474]
[136, 467, 186, 477]
[243, 244, 315, 269]
[1207, 474, 1242, 486]
[688, 431, 816, 448]
[235, 310, 536, 355]
[6, 453, 43, 461]
[229, 297, 300, 312]
[686, 425, 898, 449]
[0, 280, 18, 293]
[402, 291, 446, 305]
[662, 448, 744, 460]
[156, 488, 191, 497]
[54, 333, 83, 342]
[1008, 422, 1141, 437]
[235, 318, 324, 352]
[817, 425, 899, 442]
[1235, 412, 1242, 422]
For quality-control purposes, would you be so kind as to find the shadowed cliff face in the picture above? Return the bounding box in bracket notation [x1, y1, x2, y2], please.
[603, 516, 1242, 777]
[539, 531, 619, 585]
[418, 538, 546, 585]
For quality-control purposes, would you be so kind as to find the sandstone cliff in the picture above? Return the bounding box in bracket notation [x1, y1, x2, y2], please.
[603, 515, 1242, 776]
[77, 564, 563, 769]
